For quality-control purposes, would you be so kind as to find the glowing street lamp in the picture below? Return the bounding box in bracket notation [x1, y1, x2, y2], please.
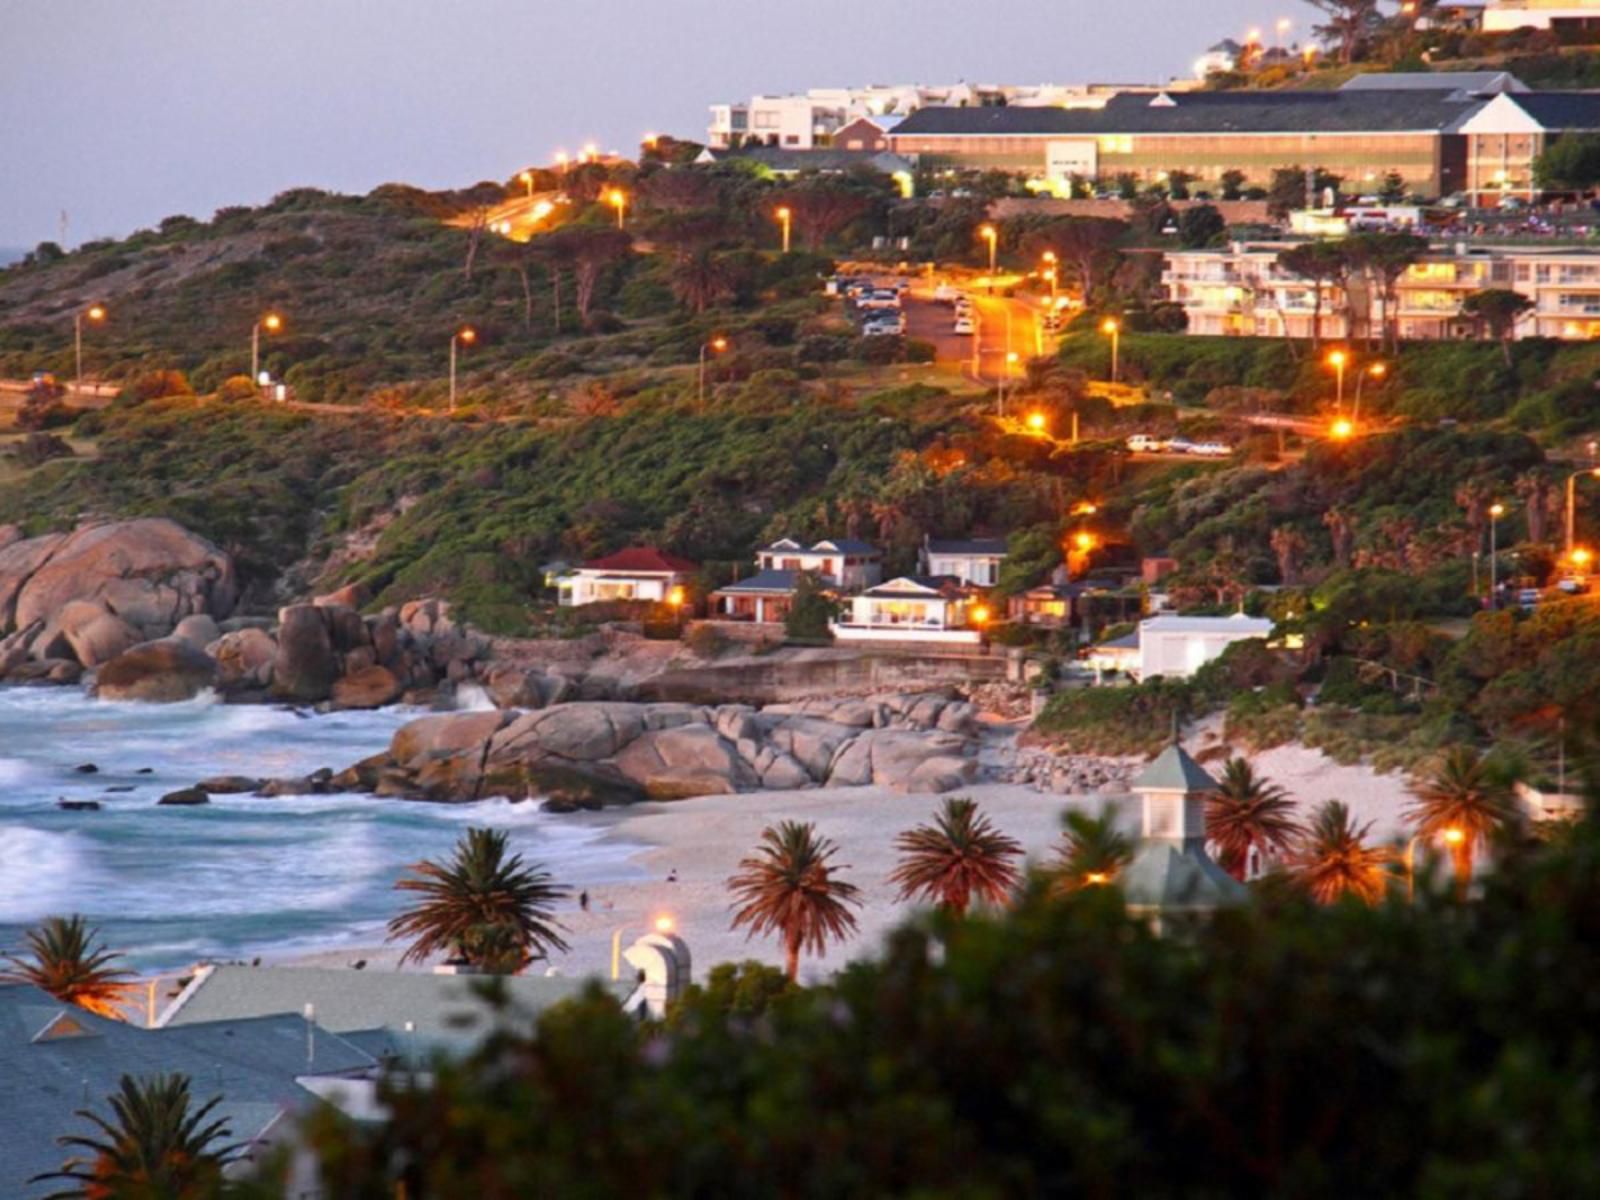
[1084, 871, 1110, 886]
[1571, 546, 1594, 575]
[1488, 501, 1507, 603]
[607, 187, 628, 230]
[698, 335, 728, 408]
[74, 303, 107, 392]
[1329, 416, 1355, 442]
[251, 312, 283, 384]
[1405, 827, 1465, 902]
[1276, 16, 1292, 46]
[1101, 317, 1121, 383]
[1563, 466, 1600, 557]
[554, 150, 570, 170]
[1354, 361, 1385, 423]
[1327, 349, 1348, 409]
[1074, 531, 1096, 554]
[979, 224, 998, 291]
[449, 325, 476, 413]
[518, 170, 534, 201]
[1026, 410, 1048, 434]
[969, 603, 992, 628]
[776, 205, 792, 254]
[582, 142, 599, 163]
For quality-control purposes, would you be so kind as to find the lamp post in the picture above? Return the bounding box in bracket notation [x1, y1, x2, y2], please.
[1354, 361, 1384, 424]
[612, 914, 676, 980]
[979, 224, 998, 292]
[1101, 317, 1120, 383]
[251, 312, 283, 384]
[776, 206, 792, 254]
[518, 170, 534, 201]
[449, 326, 476, 413]
[607, 188, 628, 230]
[1327, 349, 1348, 410]
[698, 335, 727, 408]
[1488, 501, 1506, 606]
[74, 303, 106, 392]
[1405, 827, 1465, 902]
[1564, 466, 1600, 559]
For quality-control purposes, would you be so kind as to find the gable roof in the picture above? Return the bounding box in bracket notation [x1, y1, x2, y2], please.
[714, 569, 802, 594]
[863, 575, 965, 599]
[1502, 91, 1600, 131]
[159, 965, 634, 1063]
[759, 537, 880, 556]
[926, 537, 1009, 557]
[1340, 70, 1527, 94]
[581, 547, 698, 574]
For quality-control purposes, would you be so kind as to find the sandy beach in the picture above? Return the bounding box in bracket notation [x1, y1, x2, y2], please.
[279, 738, 1416, 987]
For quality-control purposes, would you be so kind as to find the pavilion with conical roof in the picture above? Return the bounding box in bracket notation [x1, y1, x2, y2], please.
[1119, 739, 1247, 933]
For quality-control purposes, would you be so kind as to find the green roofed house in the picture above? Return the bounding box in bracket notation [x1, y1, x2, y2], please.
[1119, 740, 1247, 934]
[0, 982, 377, 1199]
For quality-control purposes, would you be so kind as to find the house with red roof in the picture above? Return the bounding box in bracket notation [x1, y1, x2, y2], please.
[557, 547, 699, 608]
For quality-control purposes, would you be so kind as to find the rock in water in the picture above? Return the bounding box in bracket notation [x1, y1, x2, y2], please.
[157, 786, 210, 806]
[271, 605, 339, 702]
[331, 665, 403, 710]
[194, 775, 263, 794]
[95, 638, 218, 703]
[57, 799, 101, 812]
[73, 763, 98, 774]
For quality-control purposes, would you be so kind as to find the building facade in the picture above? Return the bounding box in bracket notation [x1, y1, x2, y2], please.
[1482, 0, 1600, 31]
[1166, 240, 1600, 342]
[557, 548, 697, 608]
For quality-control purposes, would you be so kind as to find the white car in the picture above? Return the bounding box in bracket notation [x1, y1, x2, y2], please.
[859, 290, 902, 311]
[1192, 441, 1232, 457]
[953, 316, 976, 335]
[1126, 434, 1164, 453]
[934, 284, 961, 304]
[1166, 438, 1197, 455]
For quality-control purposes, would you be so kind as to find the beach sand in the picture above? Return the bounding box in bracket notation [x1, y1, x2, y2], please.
[279, 741, 1415, 987]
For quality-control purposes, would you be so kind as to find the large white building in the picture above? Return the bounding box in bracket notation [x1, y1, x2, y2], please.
[1483, 0, 1600, 31]
[1136, 614, 1275, 681]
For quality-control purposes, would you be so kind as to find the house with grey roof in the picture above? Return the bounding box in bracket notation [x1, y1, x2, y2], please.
[711, 537, 883, 624]
[921, 536, 1009, 587]
[832, 575, 988, 646]
[0, 982, 375, 1199]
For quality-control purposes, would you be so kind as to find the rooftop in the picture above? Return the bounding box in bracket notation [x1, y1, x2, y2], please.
[580, 547, 698, 575]
[1339, 70, 1527, 93]
[1131, 741, 1218, 794]
[926, 537, 1009, 557]
[714, 569, 801, 594]
[1141, 613, 1275, 636]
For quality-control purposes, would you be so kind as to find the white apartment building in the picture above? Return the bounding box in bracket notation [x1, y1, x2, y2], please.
[1483, 0, 1600, 31]
[705, 82, 1153, 149]
[1165, 241, 1600, 342]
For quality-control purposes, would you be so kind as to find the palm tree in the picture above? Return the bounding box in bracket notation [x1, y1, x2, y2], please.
[889, 797, 1024, 916]
[1, 915, 135, 1019]
[1405, 746, 1518, 894]
[34, 1073, 239, 1199]
[728, 821, 861, 981]
[387, 827, 570, 972]
[1286, 800, 1395, 905]
[1206, 757, 1304, 881]
[1051, 808, 1134, 895]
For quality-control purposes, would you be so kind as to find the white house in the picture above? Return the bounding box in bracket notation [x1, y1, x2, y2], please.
[1135, 613, 1275, 680]
[757, 538, 882, 590]
[831, 576, 984, 645]
[557, 547, 698, 607]
[920, 537, 1008, 587]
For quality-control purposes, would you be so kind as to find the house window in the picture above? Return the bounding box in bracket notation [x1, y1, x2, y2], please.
[785, 135, 801, 146]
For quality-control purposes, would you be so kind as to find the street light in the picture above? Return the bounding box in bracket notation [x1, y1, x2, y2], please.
[611, 914, 676, 980]
[1354, 361, 1384, 424]
[698, 335, 728, 408]
[1329, 416, 1356, 441]
[74, 303, 107, 393]
[607, 188, 628, 230]
[1026, 410, 1048, 435]
[1571, 546, 1594, 575]
[1488, 501, 1506, 605]
[251, 312, 283, 383]
[518, 170, 534, 201]
[775, 205, 792, 254]
[1327, 349, 1348, 409]
[1404, 827, 1464, 902]
[449, 326, 476, 413]
[1101, 317, 1121, 383]
[979, 224, 998, 291]
[1563, 466, 1600, 558]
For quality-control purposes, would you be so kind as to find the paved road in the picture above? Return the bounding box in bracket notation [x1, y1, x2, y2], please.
[900, 285, 1048, 387]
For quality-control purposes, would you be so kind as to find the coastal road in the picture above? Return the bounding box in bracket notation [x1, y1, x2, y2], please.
[902, 286, 1051, 388]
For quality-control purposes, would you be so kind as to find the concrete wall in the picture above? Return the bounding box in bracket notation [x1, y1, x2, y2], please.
[990, 197, 1273, 225]
[633, 649, 1006, 706]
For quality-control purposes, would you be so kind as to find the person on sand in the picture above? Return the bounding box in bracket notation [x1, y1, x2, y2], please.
[667, 869, 678, 883]
[579, 890, 589, 912]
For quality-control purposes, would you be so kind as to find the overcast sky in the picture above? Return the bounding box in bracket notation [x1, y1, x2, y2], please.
[0, 0, 1323, 248]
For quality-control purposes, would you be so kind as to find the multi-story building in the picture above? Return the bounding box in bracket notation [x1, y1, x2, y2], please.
[1482, 0, 1600, 31]
[885, 74, 1600, 205]
[1164, 240, 1600, 342]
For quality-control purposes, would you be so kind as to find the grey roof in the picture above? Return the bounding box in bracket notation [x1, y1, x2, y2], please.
[715, 569, 800, 594]
[1097, 630, 1140, 651]
[0, 983, 375, 1199]
[160, 965, 633, 1062]
[712, 146, 913, 174]
[893, 88, 1486, 137]
[1340, 70, 1527, 94]
[863, 575, 963, 598]
[1130, 741, 1218, 793]
[926, 538, 1008, 557]
[1506, 92, 1600, 131]
[1120, 839, 1249, 914]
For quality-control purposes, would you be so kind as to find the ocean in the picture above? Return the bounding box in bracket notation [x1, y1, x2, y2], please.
[0, 687, 644, 971]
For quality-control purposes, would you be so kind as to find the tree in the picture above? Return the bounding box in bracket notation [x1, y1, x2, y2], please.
[772, 184, 872, 251]
[1051, 807, 1134, 893]
[1, 915, 135, 1019]
[728, 820, 862, 980]
[783, 570, 837, 641]
[1206, 757, 1303, 880]
[1461, 288, 1534, 365]
[1378, 171, 1407, 203]
[889, 797, 1024, 916]
[1516, 469, 1554, 545]
[1219, 169, 1248, 201]
[1404, 746, 1518, 894]
[1286, 799, 1394, 904]
[1268, 167, 1342, 218]
[1534, 132, 1600, 196]
[1270, 525, 1309, 586]
[1308, 0, 1383, 63]
[1176, 204, 1226, 250]
[34, 1073, 238, 1199]
[668, 247, 735, 314]
[1276, 241, 1347, 350]
[387, 827, 570, 971]
[1023, 217, 1128, 305]
[1347, 232, 1426, 352]
[560, 227, 634, 320]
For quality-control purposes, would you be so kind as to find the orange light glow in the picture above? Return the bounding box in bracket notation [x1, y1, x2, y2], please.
[654, 914, 675, 933]
[710, 336, 728, 353]
[776, 206, 791, 221]
[1026, 411, 1047, 432]
[1101, 318, 1119, 335]
[1571, 547, 1594, 569]
[667, 586, 685, 608]
[1085, 872, 1110, 886]
[457, 327, 476, 344]
[969, 604, 991, 626]
[262, 313, 283, 333]
[1327, 350, 1347, 369]
[1442, 827, 1466, 846]
[1370, 362, 1387, 379]
[86, 304, 107, 322]
[1330, 417, 1355, 441]
[1489, 502, 1506, 518]
[1074, 531, 1095, 553]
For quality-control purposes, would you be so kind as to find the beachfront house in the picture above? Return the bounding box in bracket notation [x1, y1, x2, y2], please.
[1136, 613, 1275, 681]
[831, 575, 985, 645]
[712, 538, 883, 623]
[1085, 629, 1141, 674]
[556, 547, 698, 608]
[921, 536, 1008, 587]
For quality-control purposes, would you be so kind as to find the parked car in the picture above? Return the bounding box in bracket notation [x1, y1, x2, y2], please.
[1517, 587, 1541, 610]
[1192, 441, 1232, 457]
[1126, 433, 1164, 453]
[1166, 437, 1197, 455]
[1556, 577, 1590, 595]
[859, 289, 902, 311]
[934, 283, 961, 304]
[953, 315, 976, 335]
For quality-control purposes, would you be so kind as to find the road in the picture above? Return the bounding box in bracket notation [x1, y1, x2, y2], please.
[900, 284, 1049, 388]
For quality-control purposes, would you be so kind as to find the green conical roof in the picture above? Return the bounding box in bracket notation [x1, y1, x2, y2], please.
[1120, 839, 1248, 912]
[1130, 741, 1217, 794]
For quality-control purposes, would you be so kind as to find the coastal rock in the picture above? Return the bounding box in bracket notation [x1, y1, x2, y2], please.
[157, 786, 210, 806]
[272, 604, 340, 701]
[95, 638, 217, 703]
[613, 724, 757, 799]
[10, 519, 236, 643]
[57, 799, 101, 812]
[321, 604, 370, 654]
[46, 660, 83, 684]
[825, 728, 974, 792]
[57, 600, 140, 669]
[315, 582, 368, 609]
[758, 715, 858, 782]
[0, 525, 20, 552]
[390, 711, 510, 770]
[331, 665, 403, 710]
[194, 775, 263, 794]
[172, 614, 222, 650]
[489, 703, 646, 764]
[210, 627, 277, 691]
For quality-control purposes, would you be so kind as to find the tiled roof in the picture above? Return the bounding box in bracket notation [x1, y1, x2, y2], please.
[581, 547, 698, 574]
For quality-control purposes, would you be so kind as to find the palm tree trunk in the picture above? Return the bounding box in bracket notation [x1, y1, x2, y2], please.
[1451, 842, 1473, 898]
[785, 934, 800, 982]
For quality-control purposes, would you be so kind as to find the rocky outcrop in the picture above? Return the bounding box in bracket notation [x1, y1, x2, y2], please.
[210, 627, 277, 691]
[343, 696, 985, 806]
[95, 638, 217, 703]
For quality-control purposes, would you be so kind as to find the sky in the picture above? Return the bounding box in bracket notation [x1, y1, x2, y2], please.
[0, 0, 1322, 249]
